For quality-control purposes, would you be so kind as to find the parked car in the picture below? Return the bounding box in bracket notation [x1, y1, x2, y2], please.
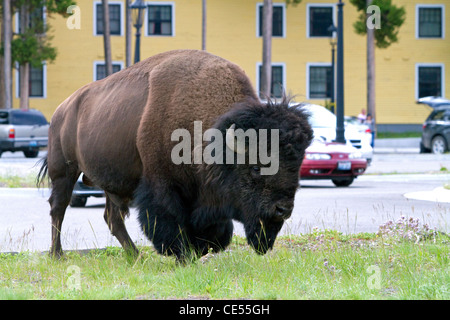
[297, 104, 373, 164]
[70, 174, 105, 207]
[0, 108, 49, 158]
[300, 138, 368, 187]
[417, 96, 450, 154]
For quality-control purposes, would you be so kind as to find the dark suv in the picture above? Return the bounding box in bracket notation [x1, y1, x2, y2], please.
[0, 109, 49, 158]
[418, 97, 450, 154]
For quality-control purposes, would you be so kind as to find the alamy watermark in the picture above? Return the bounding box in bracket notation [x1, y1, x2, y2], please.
[366, 265, 381, 290]
[367, 5, 381, 30]
[171, 121, 280, 176]
[66, 5, 81, 30]
[66, 265, 81, 291]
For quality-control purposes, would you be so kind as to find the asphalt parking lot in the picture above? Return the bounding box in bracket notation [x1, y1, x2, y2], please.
[0, 147, 449, 253]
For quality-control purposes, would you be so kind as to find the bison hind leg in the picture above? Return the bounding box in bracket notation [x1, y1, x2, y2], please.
[104, 193, 139, 257]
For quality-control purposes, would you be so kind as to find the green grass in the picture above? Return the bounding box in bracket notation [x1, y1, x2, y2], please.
[1, 230, 448, 300]
[0, 172, 42, 188]
[376, 132, 422, 139]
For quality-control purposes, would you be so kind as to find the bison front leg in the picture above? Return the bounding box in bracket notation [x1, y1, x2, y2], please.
[104, 194, 139, 257]
[135, 178, 192, 261]
[140, 209, 191, 262]
[189, 207, 234, 255]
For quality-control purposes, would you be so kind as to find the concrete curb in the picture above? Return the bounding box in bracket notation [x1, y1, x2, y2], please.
[374, 137, 421, 154]
[404, 187, 450, 203]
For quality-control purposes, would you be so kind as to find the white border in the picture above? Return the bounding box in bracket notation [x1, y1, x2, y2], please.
[415, 4, 445, 39]
[93, 1, 124, 36]
[306, 3, 336, 39]
[256, 2, 286, 38]
[15, 63, 47, 99]
[415, 63, 445, 100]
[256, 62, 286, 98]
[306, 62, 332, 100]
[145, 1, 176, 37]
[93, 60, 125, 81]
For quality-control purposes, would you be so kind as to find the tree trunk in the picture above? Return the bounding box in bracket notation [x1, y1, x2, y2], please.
[261, 0, 272, 98]
[367, 0, 376, 134]
[2, 0, 12, 109]
[19, 4, 29, 109]
[125, 0, 132, 67]
[102, 0, 113, 76]
[202, 0, 207, 51]
[19, 63, 29, 109]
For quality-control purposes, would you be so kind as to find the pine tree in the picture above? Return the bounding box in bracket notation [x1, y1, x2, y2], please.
[1, 0, 75, 108]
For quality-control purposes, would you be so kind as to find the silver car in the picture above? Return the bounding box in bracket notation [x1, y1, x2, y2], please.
[0, 109, 49, 158]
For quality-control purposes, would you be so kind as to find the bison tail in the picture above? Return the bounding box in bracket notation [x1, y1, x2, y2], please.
[36, 156, 49, 189]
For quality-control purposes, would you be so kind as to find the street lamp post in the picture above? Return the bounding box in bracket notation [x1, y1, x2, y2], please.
[335, 0, 346, 144]
[328, 24, 337, 114]
[130, 0, 146, 64]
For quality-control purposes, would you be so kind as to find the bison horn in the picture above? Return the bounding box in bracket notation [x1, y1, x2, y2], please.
[225, 124, 246, 155]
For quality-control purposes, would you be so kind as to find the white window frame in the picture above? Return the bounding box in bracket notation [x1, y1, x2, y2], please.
[93, 60, 125, 81]
[15, 62, 47, 99]
[415, 63, 445, 100]
[415, 4, 445, 39]
[256, 62, 286, 98]
[306, 62, 332, 100]
[256, 2, 286, 38]
[93, 1, 124, 36]
[306, 3, 336, 39]
[145, 1, 176, 37]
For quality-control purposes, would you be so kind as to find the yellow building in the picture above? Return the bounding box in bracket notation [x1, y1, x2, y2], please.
[11, 0, 450, 132]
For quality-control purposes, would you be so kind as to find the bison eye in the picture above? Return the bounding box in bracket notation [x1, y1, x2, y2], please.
[251, 165, 261, 175]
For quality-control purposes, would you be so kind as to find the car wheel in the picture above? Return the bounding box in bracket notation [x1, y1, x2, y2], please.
[431, 136, 447, 154]
[23, 149, 39, 158]
[70, 196, 88, 207]
[332, 178, 354, 187]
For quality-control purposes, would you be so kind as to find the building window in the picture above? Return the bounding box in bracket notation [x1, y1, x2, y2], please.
[17, 6, 45, 34]
[416, 5, 444, 38]
[307, 4, 335, 38]
[416, 64, 444, 99]
[257, 63, 285, 98]
[94, 62, 123, 81]
[147, 4, 174, 36]
[308, 64, 332, 99]
[95, 2, 122, 36]
[16, 64, 46, 98]
[257, 3, 285, 37]
[29, 66, 44, 97]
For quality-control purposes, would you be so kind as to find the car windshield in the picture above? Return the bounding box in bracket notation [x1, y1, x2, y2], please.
[10, 111, 48, 125]
[303, 105, 336, 128]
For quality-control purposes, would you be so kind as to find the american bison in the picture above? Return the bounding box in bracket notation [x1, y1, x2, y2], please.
[37, 49, 313, 260]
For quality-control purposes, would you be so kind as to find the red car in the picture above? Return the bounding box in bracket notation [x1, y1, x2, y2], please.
[300, 139, 367, 187]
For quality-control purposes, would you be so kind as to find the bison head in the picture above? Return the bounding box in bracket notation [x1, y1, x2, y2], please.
[200, 97, 313, 254]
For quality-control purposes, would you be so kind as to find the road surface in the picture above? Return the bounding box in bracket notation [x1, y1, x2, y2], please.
[0, 151, 449, 253]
